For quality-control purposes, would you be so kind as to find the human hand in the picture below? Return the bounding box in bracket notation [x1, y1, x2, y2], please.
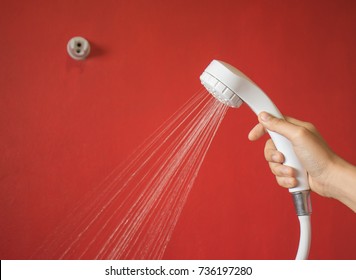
[248, 112, 337, 198]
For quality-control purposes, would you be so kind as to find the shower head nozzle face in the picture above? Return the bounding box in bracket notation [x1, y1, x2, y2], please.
[200, 71, 243, 108]
[200, 60, 248, 108]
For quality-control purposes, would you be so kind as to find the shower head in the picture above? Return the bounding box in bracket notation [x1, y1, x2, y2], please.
[200, 60, 312, 260]
[200, 61, 244, 108]
[200, 60, 310, 193]
[201, 60, 282, 114]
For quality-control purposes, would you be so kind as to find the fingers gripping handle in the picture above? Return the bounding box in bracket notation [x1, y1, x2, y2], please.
[237, 82, 310, 193]
[267, 129, 309, 192]
[252, 103, 311, 216]
[267, 123, 312, 217]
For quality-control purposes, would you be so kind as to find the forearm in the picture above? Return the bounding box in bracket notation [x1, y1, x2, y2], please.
[329, 158, 356, 212]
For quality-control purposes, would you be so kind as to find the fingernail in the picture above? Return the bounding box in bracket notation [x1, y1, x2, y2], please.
[260, 112, 270, 122]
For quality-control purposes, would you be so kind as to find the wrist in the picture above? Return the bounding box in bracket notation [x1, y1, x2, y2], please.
[328, 157, 356, 212]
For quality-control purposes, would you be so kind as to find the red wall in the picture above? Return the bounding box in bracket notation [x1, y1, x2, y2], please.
[1, 0, 356, 259]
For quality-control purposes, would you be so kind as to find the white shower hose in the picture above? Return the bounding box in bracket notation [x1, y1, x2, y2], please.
[296, 215, 311, 260]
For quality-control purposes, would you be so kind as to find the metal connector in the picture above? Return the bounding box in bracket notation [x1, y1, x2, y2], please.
[291, 191, 312, 216]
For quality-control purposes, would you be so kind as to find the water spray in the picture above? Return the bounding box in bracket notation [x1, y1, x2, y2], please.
[200, 60, 312, 260]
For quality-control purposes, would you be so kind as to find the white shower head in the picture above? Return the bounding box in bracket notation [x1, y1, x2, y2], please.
[200, 60, 310, 193]
[200, 60, 312, 260]
[200, 61, 244, 108]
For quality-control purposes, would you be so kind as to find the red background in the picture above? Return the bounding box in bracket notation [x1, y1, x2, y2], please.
[1, 0, 356, 259]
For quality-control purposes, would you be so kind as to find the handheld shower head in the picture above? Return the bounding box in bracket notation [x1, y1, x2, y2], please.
[200, 60, 312, 259]
[200, 60, 309, 193]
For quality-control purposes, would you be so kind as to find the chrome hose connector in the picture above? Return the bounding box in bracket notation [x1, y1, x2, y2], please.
[292, 191, 312, 216]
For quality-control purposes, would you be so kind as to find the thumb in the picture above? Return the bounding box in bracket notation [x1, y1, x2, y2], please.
[258, 112, 300, 141]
